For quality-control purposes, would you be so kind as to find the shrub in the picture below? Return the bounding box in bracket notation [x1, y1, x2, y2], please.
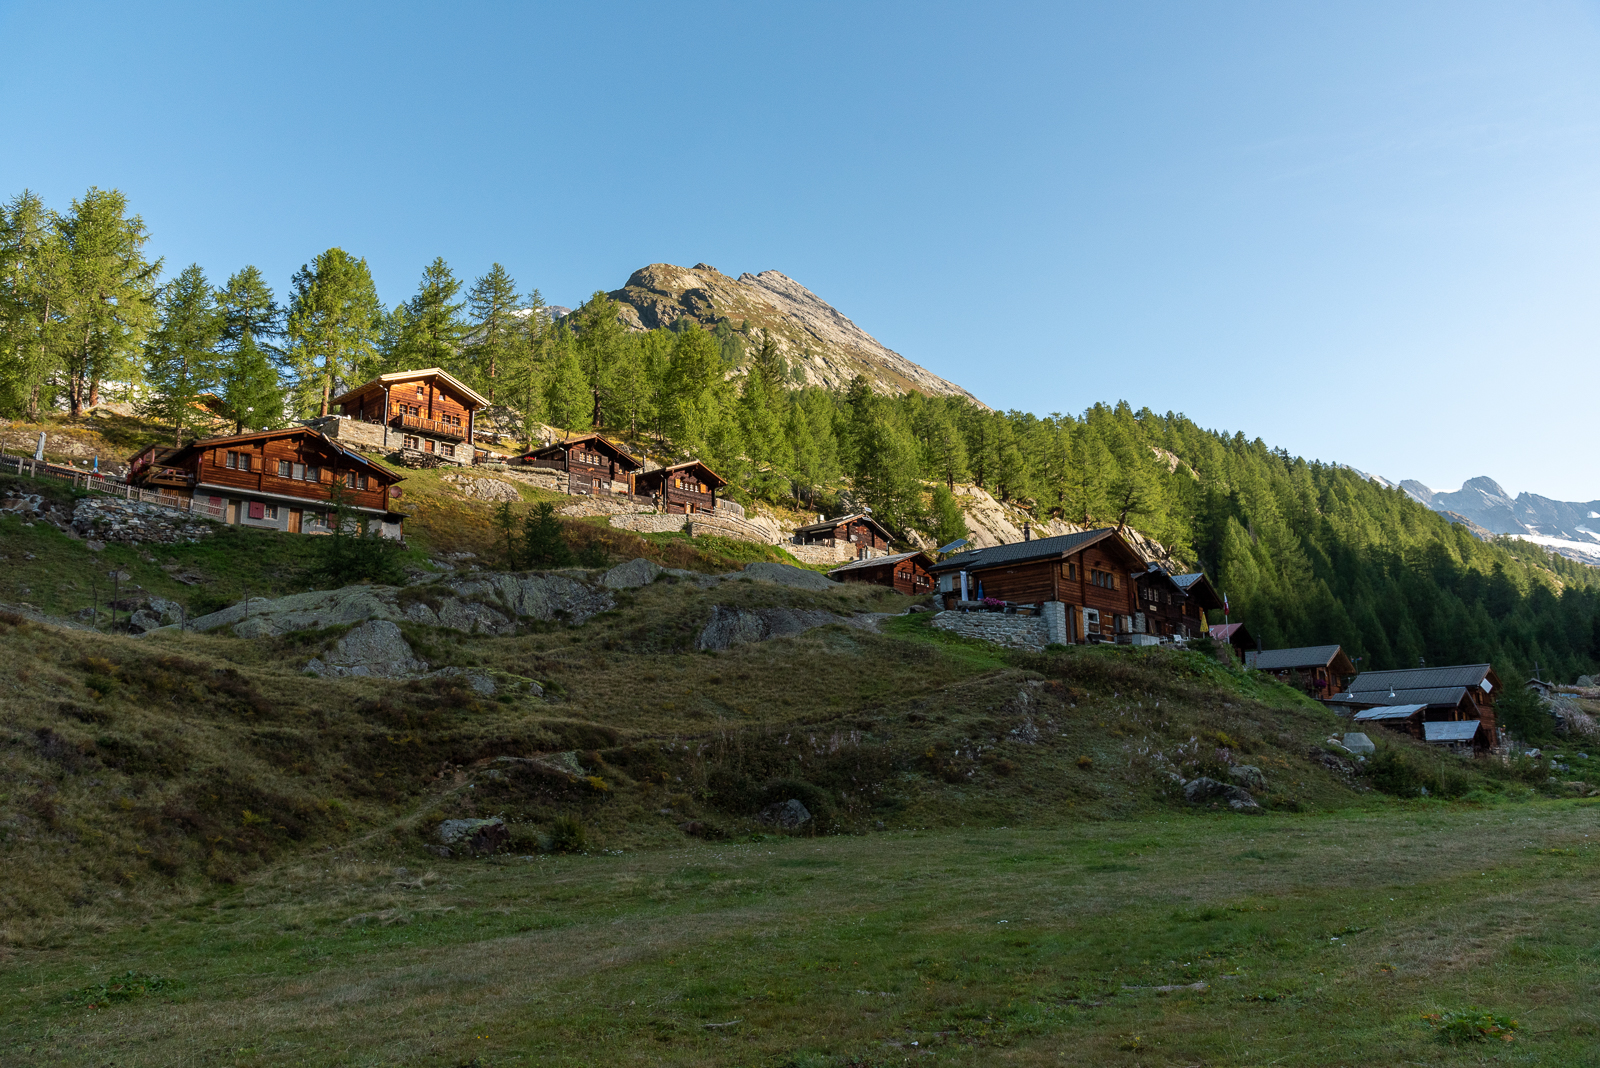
[548, 814, 587, 853]
[1366, 748, 1425, 797]
[1422, 1009, 1518, 1044]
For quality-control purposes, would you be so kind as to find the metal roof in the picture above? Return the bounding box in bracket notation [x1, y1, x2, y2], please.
[928, 528, 1134, 573]
[1246, 645, 1345, 671]
[1352, 704, 1428, 721]
[1333, 686, 1472, 709]
[1210, 622, 1251, 642]
[827, 551, 932, 576]
[1172, 573, 1206, 589]
[330, 367, 491, 409]
[1346, 664, 1492, 693]
[1423, 720, 1483, 743]
[793, 512, 897, 541]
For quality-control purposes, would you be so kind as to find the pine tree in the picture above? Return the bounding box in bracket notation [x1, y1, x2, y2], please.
[0, 190, 68, 419]
[142, 264, 222, 445]
[929, 484, 970, 547]
[464, 262, 521, 400]
[521, 502, 573, 568]
[544, 332, 590, 435]
[571, 290, 625, 429]
[397, 257, 467, 373]
[215, 266, 285, 433]
[284, 248, 381, 416]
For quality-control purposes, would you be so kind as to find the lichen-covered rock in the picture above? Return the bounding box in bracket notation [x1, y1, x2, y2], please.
[697, 606, 841, 650]
[305, 620, 428, 678]
[736, 561, 836, 591]
[436, 817, 508, 855]
[1182, 776, 1259, 810]
[602, 557, 663, 589]
[1227, 765, 1266, 790]
[758, 798, 812, 829]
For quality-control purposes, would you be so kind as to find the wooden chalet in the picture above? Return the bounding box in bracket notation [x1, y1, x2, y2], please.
[1135, 565, 1215, 639]
[1209, 622, 1254, 662]
[1244, 644, 1357, 697]
[632, 460, 727, 514]
[827, 550, 936, 595]
[330, 368, 489, 464]
[1350, 704, 1491, 754]
[1171, 572, 1223, 633]
[1327, 663, 1502, 742]
[515, 434, 643, 497]
[928, 528, 1146, 643]
[792, 513, 896, 559]
[126, 427, 405, 538]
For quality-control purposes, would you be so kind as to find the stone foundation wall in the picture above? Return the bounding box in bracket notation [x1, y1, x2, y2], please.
[687, 513, 778, 544]
[499, 468, 568, 493]
[787, 542, 858, 566]
[560, 495, 657, 518]
[306, 415, 390, 452]
[931, 609, 1053, 651]
[610, 514, 688, 535]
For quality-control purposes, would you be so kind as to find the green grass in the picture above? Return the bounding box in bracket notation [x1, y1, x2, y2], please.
[3, 804, 1599, 1066]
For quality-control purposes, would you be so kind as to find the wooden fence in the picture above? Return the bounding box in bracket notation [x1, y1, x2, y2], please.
[0, 454, 227, 519]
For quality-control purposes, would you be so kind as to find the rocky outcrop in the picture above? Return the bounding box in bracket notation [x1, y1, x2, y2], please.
[306, 620, 428, 678]
[178, 571, 615, 638]
[1182, 777, 1260, 811]
[738, 561, 836, 591]
[602, 558, 663, 588]
[696, 604, 883, 650]
[605, 263, 983, 403]
[442, 472, 522, 502]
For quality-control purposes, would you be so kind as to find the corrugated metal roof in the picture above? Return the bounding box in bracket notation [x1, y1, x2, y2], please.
[828, 551, 930, 575]
[1424, 720, 1483, 743]
[1346, 664, 1491, 693]
[928, 529, 1123, 573]
[1353, 704, 1428, 721]
[1335, 686, 1471, 709]
[1247, 645, 1344, 671]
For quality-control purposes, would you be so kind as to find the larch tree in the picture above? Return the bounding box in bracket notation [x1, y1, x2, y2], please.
[543, 324, 590, 434]
[142, 264, 222, 446]
[215, 266, 286, 433]
[571, 290, 625, 429]
[398, 257, 467, 373]
[0, 190, 69, 418]
[284, 248, 381, 416]
[464, 262, 522, 401]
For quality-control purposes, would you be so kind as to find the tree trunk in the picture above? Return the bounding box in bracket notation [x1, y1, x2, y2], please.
[88, 375, 101, 409]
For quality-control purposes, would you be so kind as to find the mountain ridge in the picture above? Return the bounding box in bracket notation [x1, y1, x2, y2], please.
[1394, 475, 1600, 566]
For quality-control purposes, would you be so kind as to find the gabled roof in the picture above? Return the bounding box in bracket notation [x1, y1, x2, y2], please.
[1139, 565, 1186, 594]
[1210, 622, 1252, 644]
[927, 528, 1144, 574]
[1424, 720, 1485, 743]
[330, 367, 491, 409]
[143, 427, 403, 484]
[794, 512, 898, 543]
[1329, 685, 1473, 710]
[827, 550, 934, 577]
[634, 459, 729, 490]
[1246, 645, 1354, 673]
[1172, 572, 1224, 611]
[1345, 664, 1495, 694]
[1353, 703, 1428, 721]
[521, 434, 642, 469]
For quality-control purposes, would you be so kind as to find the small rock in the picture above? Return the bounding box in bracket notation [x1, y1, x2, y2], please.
[758, 798, 812, 829]
[1227, 765, 1266, 790]
[1341, 733, 1376, 756]
[436, 817, 507, 854]
[85, 539, 105, 552]
[1182, 777, 1259, 810]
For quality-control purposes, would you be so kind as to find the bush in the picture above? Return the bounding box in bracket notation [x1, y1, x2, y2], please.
[1366, 748, 1424, 797]
[548, 814, 587, 853]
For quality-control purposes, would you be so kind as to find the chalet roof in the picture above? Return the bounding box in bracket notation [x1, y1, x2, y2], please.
[147, 427, 403, 484]
[1424, 720, 1484, 743]
[1246, 645, 1352, 672]
[330, 367, 490, 409]
[1353, 703, 1428, 721]
[1172, 572, 1224, 610]
[827, 551, 934, 577]
[1329, 686, 1472, 710]
[1210, 622, 1252, 644]
[1345, 664, 1495, 694]
[927, 528, 1143, 574]
[793, 512, 898, 543]
[522, 434, 642, 469]
[1139, 565, 1186, 592]
[634, 459, 729, 490]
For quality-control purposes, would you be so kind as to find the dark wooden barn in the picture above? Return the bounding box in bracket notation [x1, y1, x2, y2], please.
[827, 550, 937, 594]
[515, 434, 644, 496]
[631, 460, 727, 514]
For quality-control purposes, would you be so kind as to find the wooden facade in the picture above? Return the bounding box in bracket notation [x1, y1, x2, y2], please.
[929, 528, 1147, 643]
[792, 513, 896, 558]
[515, 434, 643, 496]
[1244, 645, 1357, 697]
[330, 368, 489, 464]
[1135, 566, 1210, 638]
[827, 551, 936, 595]
[126, 427, 405, 538]
[632, 461, 727, 514]
[1330, 664, 1502, 740]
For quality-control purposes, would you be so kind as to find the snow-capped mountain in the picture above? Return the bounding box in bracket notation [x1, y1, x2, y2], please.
[1395, 476, 1600, 566]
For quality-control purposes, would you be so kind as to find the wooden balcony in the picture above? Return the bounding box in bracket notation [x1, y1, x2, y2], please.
[390, 412, 467, 441]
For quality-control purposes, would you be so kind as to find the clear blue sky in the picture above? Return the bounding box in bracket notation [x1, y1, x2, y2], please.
[5, 2, 1598, 499]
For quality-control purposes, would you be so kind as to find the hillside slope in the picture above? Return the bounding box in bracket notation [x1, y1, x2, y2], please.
[606, 263, 982, 401]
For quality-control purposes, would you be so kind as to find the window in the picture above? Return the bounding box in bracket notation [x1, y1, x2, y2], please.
[291, 462, 305, 480]
[264, 504, 278, 520]
[593, 478, 602, 489]
[441, 443, 455, 458]
[278, 459, 291, 477]
[357, 473, 369, 490]
[306, 465, 321, 483]
[345, 471, 357, 488]
[1063, 562, 1078, 580]
[403, 435, 419, 450]
[415, 384, 425, 396]
[225, 451, 237, 469]
[1084, 608, 1101, 635]
[1091, 569, 1116, 589]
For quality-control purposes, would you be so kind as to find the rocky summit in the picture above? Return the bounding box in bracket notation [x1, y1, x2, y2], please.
[606, 263, 982, 402]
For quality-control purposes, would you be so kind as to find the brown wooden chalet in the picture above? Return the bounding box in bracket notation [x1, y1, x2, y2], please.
[827, 550, 936, 595]
[792, 513, 896, 559]
[127, 427, 405, 538]
[632, 460, 727, 514]
[929, 528, 1146, 643]
[1326, 663, 1502, 742]
[1135, 565, 1218, 639]
[1244, 644, 1356, 697]
[330, 368, 489, 464]
[515, 434, 644, 497]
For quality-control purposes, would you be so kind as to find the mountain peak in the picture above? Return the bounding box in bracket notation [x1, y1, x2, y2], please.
[1460, 476, 1511, 503]
[606, 263, 982, 403]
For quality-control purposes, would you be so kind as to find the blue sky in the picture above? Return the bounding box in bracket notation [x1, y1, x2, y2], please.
[4, 1, 1599, 499]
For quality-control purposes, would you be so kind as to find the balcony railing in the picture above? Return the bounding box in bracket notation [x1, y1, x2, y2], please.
[390, 412, 467, 441]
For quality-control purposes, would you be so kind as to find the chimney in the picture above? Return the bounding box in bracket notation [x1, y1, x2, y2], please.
[1023, 521, 1031, 542]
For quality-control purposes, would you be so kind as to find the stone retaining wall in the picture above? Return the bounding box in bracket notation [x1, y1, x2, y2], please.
[687, 513, 778, 543]
[787, 542, 858, 566]
[305, 415, 390, 451]
[560, 495, 657, 518]
[609, 514, 688, 535]
[932, 608, 1058, 651]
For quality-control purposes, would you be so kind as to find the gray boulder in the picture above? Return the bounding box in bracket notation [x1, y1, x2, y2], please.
[758, 798, 812, 829]
[1227, 765, 1266, 790]
[1183, 776, 1260, 810]
[737, 561, 836, 591]
[698, 606, 839, 650]
[603, 557, 663, 589]
[1341, 732, 1376, 755]
[306, 620, 428, 678]
[436, 817, 507, 855]
[430, 667, 499, 696]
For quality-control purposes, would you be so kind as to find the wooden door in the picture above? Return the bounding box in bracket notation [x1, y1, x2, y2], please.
[288, 509, 302, 533]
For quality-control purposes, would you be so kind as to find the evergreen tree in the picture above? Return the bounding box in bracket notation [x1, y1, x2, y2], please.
[214, 266, 285, 433]
[929, 484, 970, 547]
[544, 330, 590, 434]
[397, 257, 467, 373]
[0, 190, 68, 419]
[284, 248, 381, 416]
[142, 264, 222, 445]
[521, 502, 573, 568]
[853, 411, 922, 533]
[463, 262, 522, 401]
[571, 290, 626, 429]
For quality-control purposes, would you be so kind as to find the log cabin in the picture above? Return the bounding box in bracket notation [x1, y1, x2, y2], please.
[1171, 572, 1223, 634]
[126, 427, 405, 538]
[328, 368, 489, 465]
[514, 434, 644, 496]
[1350, 700, 1491, 754]
[827, 550, 937, 595]
[928, 528, 1147, 643]
[792, 513, 896, 559]
[1327, 663, 1501, 740]
[1134, 565, 1215, 639]
[631, 460, 727, 514]
[1244, 644, 1357, 697]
